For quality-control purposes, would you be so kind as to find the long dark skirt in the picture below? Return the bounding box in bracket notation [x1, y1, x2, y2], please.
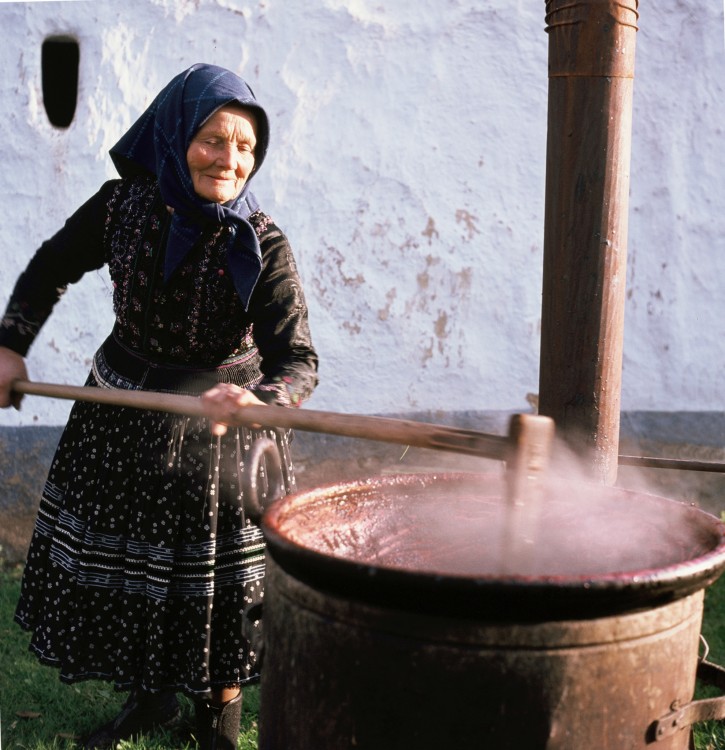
[14, 348, 295, 696]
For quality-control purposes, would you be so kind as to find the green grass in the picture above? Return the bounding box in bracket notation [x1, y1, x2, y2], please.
[694, 569, 725, 750]
[3, 564, 725, 749]
[0, 564, 259, 750]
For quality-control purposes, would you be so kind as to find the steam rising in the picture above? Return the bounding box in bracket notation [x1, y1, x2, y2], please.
[274, 438, 723, 580]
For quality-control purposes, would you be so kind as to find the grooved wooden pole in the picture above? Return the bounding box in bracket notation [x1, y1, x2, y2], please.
[539, 0, 639, 484]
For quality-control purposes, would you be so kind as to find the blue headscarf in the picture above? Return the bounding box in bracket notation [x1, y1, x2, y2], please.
[109, 64, 270, 309]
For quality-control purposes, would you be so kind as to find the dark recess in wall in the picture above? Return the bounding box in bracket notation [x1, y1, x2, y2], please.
[42, 36, 79, 128]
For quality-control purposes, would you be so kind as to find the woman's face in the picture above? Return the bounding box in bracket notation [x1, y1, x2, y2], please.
[186, 105, 258, 203]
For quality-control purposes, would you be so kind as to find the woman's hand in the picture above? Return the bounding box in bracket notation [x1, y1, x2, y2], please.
[201, 383, 266, 436]
[0, 346, 28, 410]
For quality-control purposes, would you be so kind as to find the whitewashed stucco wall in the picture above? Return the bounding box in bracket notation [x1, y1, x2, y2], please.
[0, 0, 722, 429]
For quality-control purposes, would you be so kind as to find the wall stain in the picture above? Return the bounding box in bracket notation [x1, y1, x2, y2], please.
[434, 311, 449, 340]
[455, 267, 473, 294]
[342, 320, 361, 335]
[420, 338, 434, 364]
[312, 243, 366, 307]
[455, 209, 480, 241]
[377, 288, 397, 322]
[421, 217, 439, 245]
[418, 255, 442, 292]
[399, 235, 421, 253]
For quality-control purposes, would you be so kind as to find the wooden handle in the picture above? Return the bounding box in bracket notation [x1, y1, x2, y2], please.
[12, 380, 725, 473]
[11, 379, 511, 461]
[618, 455, 725, 474]
[14, 379, 207, 417]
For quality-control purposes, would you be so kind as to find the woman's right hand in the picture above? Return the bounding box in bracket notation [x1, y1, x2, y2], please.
[201, 382, 266, 436]
[0, 346, 28, 409]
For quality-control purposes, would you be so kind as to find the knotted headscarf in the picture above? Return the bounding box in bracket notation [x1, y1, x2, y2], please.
[110, 63, 270, 309]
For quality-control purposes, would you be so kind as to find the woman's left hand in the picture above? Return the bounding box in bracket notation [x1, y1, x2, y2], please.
[201, 383, 266, 436]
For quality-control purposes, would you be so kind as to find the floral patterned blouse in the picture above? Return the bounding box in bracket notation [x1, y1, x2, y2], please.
[0, 175, 318, 407]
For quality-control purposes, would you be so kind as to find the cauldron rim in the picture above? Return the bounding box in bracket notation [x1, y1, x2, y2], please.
[262, 472, 725, 620]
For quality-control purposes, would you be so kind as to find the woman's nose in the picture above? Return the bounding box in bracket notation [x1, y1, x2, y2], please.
[215, 143, 237, 168]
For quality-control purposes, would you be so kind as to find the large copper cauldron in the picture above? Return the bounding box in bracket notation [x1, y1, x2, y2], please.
[258, 472, 725, 750]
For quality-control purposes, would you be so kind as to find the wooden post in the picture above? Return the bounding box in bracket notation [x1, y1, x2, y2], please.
[538, 0, 639, 484]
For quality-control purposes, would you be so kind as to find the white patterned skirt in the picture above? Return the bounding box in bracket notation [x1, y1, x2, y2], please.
[14, 334, 295, 696]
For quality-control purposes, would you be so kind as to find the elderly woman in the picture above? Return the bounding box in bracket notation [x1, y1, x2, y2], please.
[0, 64, 318, 749]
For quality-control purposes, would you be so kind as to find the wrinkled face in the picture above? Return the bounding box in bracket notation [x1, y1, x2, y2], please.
[186, 104, 258, 203]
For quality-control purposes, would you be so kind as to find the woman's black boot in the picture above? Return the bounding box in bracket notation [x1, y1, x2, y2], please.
[195, 692, 243, 750]
[84, 689, 180, 749]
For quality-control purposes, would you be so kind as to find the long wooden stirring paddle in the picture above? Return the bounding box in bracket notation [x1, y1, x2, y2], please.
[11, 379, 511, 461]
[11, 380, 725, 473]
